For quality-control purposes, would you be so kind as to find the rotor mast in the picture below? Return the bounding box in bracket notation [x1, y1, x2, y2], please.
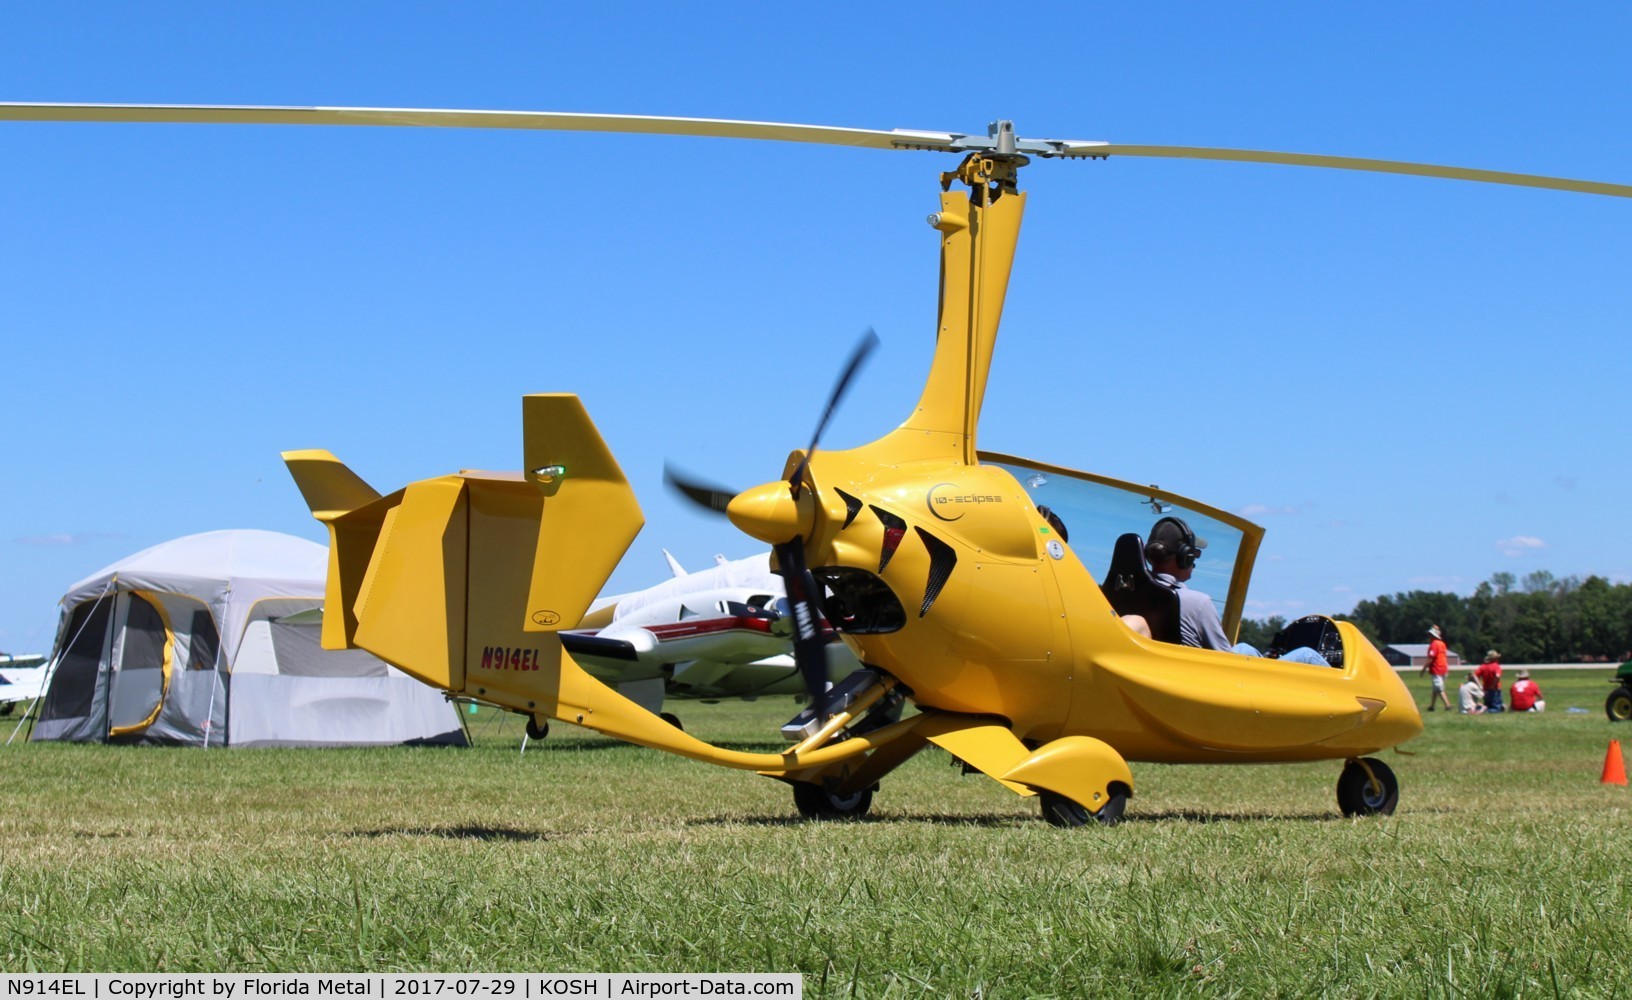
[865, 122, 1029, 468]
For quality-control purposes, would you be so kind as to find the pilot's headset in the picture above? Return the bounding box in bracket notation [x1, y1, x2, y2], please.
[1144, 516, 1205, 570]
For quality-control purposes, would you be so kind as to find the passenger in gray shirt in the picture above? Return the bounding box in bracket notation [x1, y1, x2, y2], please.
[1143, 517, 1236, 650]
[1141, 516, 1329, 665]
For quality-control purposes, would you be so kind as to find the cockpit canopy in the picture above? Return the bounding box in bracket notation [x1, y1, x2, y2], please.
[982, 453, 1265, 638]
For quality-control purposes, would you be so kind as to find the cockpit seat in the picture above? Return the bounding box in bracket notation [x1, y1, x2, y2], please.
[1101, 532, 1180, 645]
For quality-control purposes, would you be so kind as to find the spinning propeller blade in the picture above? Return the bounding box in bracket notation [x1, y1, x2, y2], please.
[662, 330, 880, 717]
[789, 328, 879, 499]
[778, 328, 879, 717]
[774, 537, 832, 718]
[663, 465, 736, 515]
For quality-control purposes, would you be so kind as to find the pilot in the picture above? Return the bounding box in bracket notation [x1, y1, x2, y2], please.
[1141, 516, 1237, 651]
[1130, 516, 1329, 665]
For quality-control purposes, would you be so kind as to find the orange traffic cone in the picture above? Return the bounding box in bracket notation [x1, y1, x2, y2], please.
[1603, 740, 1628, 786]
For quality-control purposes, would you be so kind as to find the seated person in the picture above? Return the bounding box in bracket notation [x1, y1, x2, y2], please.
[1510, 670, 1544, 712]
[1458, 672, 1487, 714]
[1124, 517, 1328, 666]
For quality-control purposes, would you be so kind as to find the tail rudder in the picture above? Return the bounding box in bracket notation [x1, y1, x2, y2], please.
[282, 449, 390, 651]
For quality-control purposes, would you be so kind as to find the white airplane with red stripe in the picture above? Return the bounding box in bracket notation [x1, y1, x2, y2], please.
[559, 551, 859, 729]
[0, 653, 48, 716]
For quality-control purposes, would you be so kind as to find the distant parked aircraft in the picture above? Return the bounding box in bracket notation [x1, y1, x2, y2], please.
[557, 551, 858, 732]
[0, 653, 48, 715]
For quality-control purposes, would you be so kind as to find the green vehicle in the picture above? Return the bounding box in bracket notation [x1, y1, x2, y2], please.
[1607, 662, 1632, 722]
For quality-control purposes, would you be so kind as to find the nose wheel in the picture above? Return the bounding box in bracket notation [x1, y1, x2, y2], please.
[792, 781, 874, 821]
[1336, 757, 1398, 817]
[1038, 786, 1129, 827]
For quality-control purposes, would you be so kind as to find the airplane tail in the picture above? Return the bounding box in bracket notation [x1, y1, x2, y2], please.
[283, 394, 803, 761]
[282, 449, 390, 652]
[281, 394, 645, 701]
[284, 450, 382, 523]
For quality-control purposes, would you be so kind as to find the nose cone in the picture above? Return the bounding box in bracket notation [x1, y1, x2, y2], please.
[728, 481, 804, 544]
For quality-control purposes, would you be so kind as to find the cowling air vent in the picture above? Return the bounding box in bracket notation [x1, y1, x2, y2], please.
[834, 488, 864, 529]
[869, 505, 907, 573]
[913, 527, 957, 618]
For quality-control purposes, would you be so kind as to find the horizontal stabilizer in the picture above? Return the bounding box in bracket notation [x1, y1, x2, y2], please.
[560, 632, 641, 662]
[282, 449, 382, 521]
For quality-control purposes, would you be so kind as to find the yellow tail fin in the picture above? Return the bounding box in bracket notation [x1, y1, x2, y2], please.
[281, 395, 643, 710]
[282, 449, 382, 522]
[280, 449, 393, 651]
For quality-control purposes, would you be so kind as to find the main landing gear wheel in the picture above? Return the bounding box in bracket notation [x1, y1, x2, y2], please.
[1039, 785, 1129, 828]
[524, 718, 549, 740]
[1606, 687, 1632, 722]
[792, 782, 873, 821]
[1336, 758, 1398, 817]
[660, 711, 684, 730]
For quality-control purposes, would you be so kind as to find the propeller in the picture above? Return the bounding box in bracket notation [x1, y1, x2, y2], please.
[661, 466, 735, 514]
[788, 328, 878, 499]
[665, 330, 880, 718]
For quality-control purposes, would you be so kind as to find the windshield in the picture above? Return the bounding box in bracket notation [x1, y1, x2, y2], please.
[983, 454, 1264, 636]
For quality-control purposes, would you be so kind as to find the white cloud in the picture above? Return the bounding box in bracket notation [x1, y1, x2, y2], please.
[14, 532, 122, 548]
[1239, 503, 1306, 517]
[1496, 536, 1547, 557]
[1244, 598, 1310, 617]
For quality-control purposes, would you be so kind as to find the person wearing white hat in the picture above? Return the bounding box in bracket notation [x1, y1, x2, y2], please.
[1510, 668, 1543, 712]
[1420, 625, 1452, 712]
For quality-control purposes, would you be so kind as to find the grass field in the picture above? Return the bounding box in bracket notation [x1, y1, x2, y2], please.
[4, 670, 1631, 996]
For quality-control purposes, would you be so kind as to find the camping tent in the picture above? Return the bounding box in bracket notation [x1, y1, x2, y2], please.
[31, 529, 467, 747]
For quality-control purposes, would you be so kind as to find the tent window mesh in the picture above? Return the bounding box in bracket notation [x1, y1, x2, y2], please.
[187, 608, 220, 670]
[122, 596, 167, 671]
[40, 599, 112, 721]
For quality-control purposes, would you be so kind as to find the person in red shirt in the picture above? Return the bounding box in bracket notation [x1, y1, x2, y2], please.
[1419, 625, 1452, 712]
[1510, 669, 1543, 712]
[1475, 649, 1506, 713]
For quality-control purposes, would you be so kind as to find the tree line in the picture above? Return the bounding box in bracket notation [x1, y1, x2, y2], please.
[1239, 571, 1632, 664]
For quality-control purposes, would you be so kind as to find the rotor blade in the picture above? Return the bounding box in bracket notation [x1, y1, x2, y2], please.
[0, 102, 963, 153]
[1055, 142, 1632, 199]
[788, 328, 880, 494]
[8, 104, 1631, 197]
[663, 464, 736, 516]
[774, 538, 831, 718]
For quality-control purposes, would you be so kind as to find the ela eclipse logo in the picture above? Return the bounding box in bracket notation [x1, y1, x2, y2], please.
[531, 610, 561, 626]
[927, 482, 1003, 521]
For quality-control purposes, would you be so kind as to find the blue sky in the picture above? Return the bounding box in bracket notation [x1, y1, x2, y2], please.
[3, 3, 1630, 652]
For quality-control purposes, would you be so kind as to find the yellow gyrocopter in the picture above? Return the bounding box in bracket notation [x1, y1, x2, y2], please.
[9, 103, 1630, 824]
